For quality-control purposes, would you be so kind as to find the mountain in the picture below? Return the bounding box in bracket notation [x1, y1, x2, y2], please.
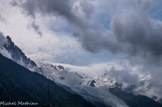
[0, 53, 95, 107]
[38, 62, 162, 107]
[159, 98, 162, 104]
[0, 35, 41, 73]
[109, 87, 162, 107]
[1, 34, 162, 107]
[0, 35, 109, 107]
[4, 36, 36, 67]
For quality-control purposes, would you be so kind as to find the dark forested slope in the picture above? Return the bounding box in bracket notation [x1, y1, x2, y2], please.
[0, 54, 95, 107]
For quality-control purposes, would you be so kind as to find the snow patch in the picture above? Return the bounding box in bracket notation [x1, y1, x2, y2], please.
[0, 48, 11, 59]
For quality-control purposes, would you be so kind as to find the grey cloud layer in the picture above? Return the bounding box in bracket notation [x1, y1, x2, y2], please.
[110, 0, 162, 58]
[11, 0, 162, 66]
[12, 0, 106, 52]
[14, 0, 162, 59]
[12, 0, 84, 27]
[9, 0, 162, 99]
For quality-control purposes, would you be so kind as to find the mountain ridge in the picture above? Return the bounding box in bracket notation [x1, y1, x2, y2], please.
[1, 34, 162, 107]
[0, 53, 95, 107]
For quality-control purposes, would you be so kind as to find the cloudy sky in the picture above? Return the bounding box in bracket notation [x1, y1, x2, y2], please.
[1, 0, 162, 100]
[0, 0, 117, 65]
[0, 0, 162, 65]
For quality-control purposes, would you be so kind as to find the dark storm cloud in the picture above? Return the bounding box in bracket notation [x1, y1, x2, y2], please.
[110, 3, 162, 58]
[74, 0, 162, 59]
[12, 0, 85, 27]
[12, 0, 106, 52]
[12, 0, 162, 59]
[10, 0, 162, 99]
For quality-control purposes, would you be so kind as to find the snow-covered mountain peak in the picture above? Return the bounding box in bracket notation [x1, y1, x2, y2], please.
[0, 34, 41, 72]
[0, 34, 161, 107]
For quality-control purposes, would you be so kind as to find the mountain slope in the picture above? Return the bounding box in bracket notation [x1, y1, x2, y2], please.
[3, 36, 41, 72]
[0, 34, 41, 73]
[1, 34, 161, 107]
[4, 36, 36, 67]
[0, 54, 95, 107]
[109, 87, 162, 107]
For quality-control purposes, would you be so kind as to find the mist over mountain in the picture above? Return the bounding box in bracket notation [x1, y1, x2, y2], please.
[0, 33, 162, 107]
[0, 53, 95, 107]
[1, 0, 162, 107]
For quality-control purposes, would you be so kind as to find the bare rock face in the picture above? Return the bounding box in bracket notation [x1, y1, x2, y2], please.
[88, 80, 96, 87]
[4, 36, 36, 67]
[1, 35, 41, 73]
